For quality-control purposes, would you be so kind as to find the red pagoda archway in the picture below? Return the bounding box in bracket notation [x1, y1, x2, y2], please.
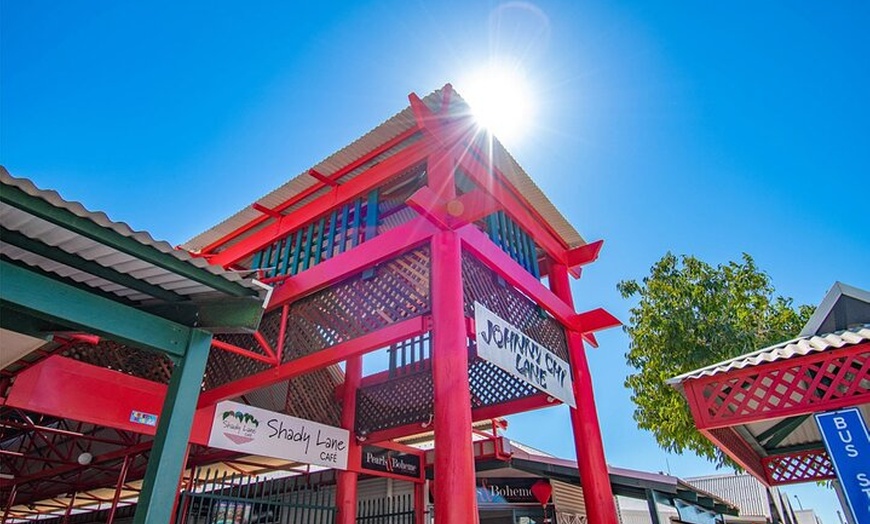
[1, 85, 621, 524]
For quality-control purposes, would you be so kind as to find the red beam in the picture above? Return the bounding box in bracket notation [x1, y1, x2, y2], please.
[457, 224, 576, 328]
[573, 309, 621, 335]
[406, 186, 453, 229]
[5, 440, 153, 488]
[209, 135, 439, 267]
[452, 189, 501, 224]
[406, 186, 499, 232]
[366, 393, 558, 444]
[457, 148, 570, 263]
[199, 127, 420, 255]
[470, 393, 560, 421]
[252, 203, 283, 220]
[211, 338, 275, 365]
[198, 316, 430, 407]
[253, 331, 277, 363]
[459, 156, 566, 263]
[4, 357, 216, 454]
[267, 216, 438, 309]
[309, 169, 339, 187]
[565, 240, 603, 269]
[458, 224, 619, 344]
[6, 356, 169, 436]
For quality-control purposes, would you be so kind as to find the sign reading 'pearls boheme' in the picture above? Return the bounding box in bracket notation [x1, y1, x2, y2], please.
[208, 400, 350, 470]
[474, 302, 576, 408]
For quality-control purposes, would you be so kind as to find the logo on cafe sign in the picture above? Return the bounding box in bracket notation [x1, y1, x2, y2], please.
[474, 302, 576, 408]
[220, 409, 260, 445]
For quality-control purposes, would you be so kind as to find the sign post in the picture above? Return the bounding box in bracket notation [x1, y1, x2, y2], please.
[815, 408, 870, 524]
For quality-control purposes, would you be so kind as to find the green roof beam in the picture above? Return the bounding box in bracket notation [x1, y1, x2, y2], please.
[1, 259, 191, 358]
[758, 415, 811, 449]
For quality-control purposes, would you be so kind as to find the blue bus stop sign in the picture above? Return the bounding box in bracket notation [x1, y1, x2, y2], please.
[815, 408, 870, 524]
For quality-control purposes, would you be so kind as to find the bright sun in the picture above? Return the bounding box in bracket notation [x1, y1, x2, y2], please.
[459, 62, 536, 146]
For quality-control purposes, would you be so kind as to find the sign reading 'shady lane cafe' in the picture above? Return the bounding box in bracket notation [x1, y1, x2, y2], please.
[474, 302, 576, 408]
[208, 400, 350, 470]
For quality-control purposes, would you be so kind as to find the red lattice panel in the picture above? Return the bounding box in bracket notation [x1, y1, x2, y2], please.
[282, 247, 431, 362]
[282, 369, 342, 427]
[461, 252, 568, 360]
[356, 365, 434, 436]
[704, 426, 768, 482]
[690, 344, 870, 428]
[204, 309, 282, 389]
[62, 340, 173, 384]
[762, 449, 835, 486]
[468, 337, 540, 408]
[203, 348, 272, 390]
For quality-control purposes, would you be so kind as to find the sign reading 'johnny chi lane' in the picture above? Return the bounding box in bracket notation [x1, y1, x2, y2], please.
[474, 302, 576, 408]
[208, 400, 350, 470]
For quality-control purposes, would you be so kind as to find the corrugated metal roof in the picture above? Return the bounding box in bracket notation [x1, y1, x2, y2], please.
[684, 474, 772, 519]
[182, 85, 585, 254]
[1, 167, 262, 303]
[668, 324, 870, 384]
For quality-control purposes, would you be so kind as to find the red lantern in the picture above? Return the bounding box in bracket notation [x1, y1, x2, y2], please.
[531, 480, 553, 523]
[530, 479, 552, 506]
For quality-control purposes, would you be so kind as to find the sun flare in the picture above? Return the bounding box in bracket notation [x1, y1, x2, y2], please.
[459, 62, 536, 146]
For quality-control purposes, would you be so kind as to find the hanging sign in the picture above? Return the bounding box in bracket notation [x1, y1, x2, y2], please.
[360, 445, 423, 481]
[208, 400, 350, 470]
[815, 408, 870, 524]
[474, 302, 576, 408]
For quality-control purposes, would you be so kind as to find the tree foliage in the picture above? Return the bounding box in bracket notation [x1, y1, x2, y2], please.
[617, 253, 814, 466]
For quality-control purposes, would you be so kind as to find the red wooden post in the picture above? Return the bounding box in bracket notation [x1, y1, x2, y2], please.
[549, 263, 618, 524]
[2, 484, 17, 522]
[107, 454, 132, 524]
[62, 491, 77, 524]
[414, 481, 426, 524]
[431, 229, 479, 524]
[336, 355, 362, 524]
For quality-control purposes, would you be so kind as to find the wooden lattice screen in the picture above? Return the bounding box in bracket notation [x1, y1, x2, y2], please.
[689, 343, 870, 428]
[461, 252, 567, 359]
[761, 449, 835, 485]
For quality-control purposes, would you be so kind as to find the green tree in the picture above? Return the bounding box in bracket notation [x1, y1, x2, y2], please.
[617, 253, 814, 465]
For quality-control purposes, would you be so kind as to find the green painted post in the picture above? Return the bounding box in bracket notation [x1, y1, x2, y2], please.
[325, 210, 337, 260]
[133, 329, 212, 524]
[302, 223, 315, 271]
[351, 199, 362, 247]
[314, 218, 326, 265]
[364, 189, 379, 241]
[338, 204, 349, 254]
[280, 235, 294, 276]
[291, 230, 303, 275]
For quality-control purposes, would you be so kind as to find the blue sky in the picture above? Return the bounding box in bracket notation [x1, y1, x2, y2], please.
[3, 2, 868, 522]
